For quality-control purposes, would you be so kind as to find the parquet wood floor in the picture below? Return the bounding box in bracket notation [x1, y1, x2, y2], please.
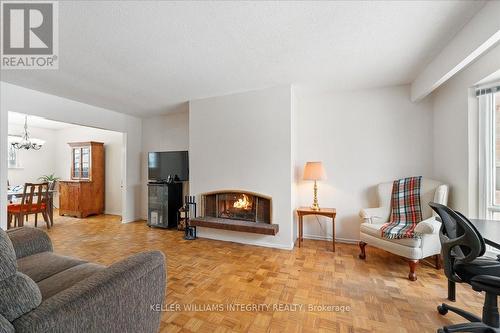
[28, 212, 487, 333]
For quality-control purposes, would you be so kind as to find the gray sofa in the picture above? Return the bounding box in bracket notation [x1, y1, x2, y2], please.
[0, 227, 166, 333]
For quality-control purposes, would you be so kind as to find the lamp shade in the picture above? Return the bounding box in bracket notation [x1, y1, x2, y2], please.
[303, 161, 326, 180]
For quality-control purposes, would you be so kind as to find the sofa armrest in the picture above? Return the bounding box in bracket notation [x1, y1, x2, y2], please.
[414, 217, 441, 235]
[359, 207, 391, 224]
[12, 251, 166, 333]
[6, 227, 53, 259]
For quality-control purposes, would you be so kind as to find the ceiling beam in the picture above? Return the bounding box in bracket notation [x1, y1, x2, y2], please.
[411, 1, 500, 102]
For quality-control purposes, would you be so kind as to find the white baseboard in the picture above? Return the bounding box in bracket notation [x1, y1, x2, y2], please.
[121, 217, 144, 223]
[197, 232, 294, 250]
[303, 233, 359, 244]
[104, 210, 122, 216]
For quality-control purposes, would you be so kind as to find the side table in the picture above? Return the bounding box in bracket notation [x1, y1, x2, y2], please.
[296, 207, 337, 252]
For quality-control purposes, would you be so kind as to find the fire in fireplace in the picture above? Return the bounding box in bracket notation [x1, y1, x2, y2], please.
[233, 194, 252, 210]
[218, 193, 255, 221]
[201, 191, 271, 223]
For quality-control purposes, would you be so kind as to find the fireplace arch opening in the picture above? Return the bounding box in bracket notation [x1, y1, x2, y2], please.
[201, 190, 272, 224]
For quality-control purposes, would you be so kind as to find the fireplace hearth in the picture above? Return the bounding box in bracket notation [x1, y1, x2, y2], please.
[190, 190, 277, 235]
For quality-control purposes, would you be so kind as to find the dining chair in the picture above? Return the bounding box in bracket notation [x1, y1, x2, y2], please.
[7, 183, 51, 229]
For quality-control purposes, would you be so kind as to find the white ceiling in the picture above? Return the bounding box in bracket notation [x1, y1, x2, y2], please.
[0, 1, 486, 117]
[8, 112, 75, 130]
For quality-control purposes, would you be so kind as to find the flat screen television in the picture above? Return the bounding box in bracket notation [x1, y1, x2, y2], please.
[148, 151, 189, 181]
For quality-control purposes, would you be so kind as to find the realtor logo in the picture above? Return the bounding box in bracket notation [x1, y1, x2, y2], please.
[1, 1, 58, 69]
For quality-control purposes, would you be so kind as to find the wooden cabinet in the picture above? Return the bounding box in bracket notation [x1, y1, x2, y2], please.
[59, 142, 104, 218]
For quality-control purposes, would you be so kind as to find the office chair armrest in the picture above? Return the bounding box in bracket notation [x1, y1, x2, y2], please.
[414, 217, 441, 234]
[471, 275, 500, 295]
[359, 207, 390, 224]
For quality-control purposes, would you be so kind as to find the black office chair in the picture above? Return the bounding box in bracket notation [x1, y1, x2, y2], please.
[429, 202, 500, 332]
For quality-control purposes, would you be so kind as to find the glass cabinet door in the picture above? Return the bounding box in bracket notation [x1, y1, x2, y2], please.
[82, 147, 90, 178]
[72, 148, 81, 178]
[71, 146, 91, 180]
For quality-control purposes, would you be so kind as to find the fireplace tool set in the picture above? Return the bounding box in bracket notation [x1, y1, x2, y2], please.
[178, 195, 197, 240]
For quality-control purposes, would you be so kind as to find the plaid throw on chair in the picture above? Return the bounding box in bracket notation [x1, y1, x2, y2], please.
[380, 176, 423, 239]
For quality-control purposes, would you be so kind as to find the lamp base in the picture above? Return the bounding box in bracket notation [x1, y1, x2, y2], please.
[310, 180, 320, 211]
[310, 204, 320, 211]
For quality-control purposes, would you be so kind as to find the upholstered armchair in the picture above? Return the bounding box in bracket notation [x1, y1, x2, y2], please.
[358, 178, 449, 281]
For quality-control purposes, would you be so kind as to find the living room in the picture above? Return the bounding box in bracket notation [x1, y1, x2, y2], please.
[1, 1, 500, 333]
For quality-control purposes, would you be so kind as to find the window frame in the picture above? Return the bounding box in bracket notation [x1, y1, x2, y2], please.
[479, 90, 500, 219]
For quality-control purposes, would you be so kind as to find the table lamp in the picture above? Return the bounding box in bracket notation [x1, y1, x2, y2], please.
[303, 161, 326, 211]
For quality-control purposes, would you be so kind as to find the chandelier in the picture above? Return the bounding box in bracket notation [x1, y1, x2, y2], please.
[9, 116, 45, 150]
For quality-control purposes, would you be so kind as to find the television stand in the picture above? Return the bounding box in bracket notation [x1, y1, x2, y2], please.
[147, 182, 183, 228]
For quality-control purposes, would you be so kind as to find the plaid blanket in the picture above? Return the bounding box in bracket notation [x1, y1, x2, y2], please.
[380, 176, 423, 239]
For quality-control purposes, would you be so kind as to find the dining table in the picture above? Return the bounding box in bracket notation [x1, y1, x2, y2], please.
[7, 187, 56, 226]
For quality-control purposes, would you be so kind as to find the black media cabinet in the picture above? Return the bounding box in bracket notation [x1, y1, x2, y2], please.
[147, 182, 183, 229]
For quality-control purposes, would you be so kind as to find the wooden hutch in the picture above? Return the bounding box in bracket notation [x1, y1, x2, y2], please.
[59, 142, 105, 218]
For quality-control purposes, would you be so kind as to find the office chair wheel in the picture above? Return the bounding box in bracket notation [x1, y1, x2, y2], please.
[437, 304, 448, 315]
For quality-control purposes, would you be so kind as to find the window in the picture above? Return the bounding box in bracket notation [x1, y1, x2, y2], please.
[494, 91, 500, 219]
[479, 87, 500, 219]
[7, 145, 20, 169]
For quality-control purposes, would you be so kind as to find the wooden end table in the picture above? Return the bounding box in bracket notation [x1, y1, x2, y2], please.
[296, 207, 337, 252]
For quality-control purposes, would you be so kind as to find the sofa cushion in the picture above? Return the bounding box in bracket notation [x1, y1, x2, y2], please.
[0, 228, 17, 281]
[360, 223, 422, 247]
[37, 263, 105, 300]
[17, 252, 87, 283]
[0, 272, 42, 321]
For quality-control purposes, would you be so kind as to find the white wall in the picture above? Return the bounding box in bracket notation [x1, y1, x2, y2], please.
[295, 85, 434, 241]
[433, 43, 500, 216]
[7, 125, 57, 186]
[190, 86, 294, 249]
[140, 109, 189, 218]
[55, 127, 123, 215]
[0, 82, 142, 227]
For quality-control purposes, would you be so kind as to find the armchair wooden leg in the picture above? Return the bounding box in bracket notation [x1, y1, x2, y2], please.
[358, 241, 367, 259]
[408, 260, 418, 281]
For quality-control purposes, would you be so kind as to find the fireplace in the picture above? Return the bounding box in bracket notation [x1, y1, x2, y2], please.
[202, 191, 271, 223]
[191, 190, 277, 235]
